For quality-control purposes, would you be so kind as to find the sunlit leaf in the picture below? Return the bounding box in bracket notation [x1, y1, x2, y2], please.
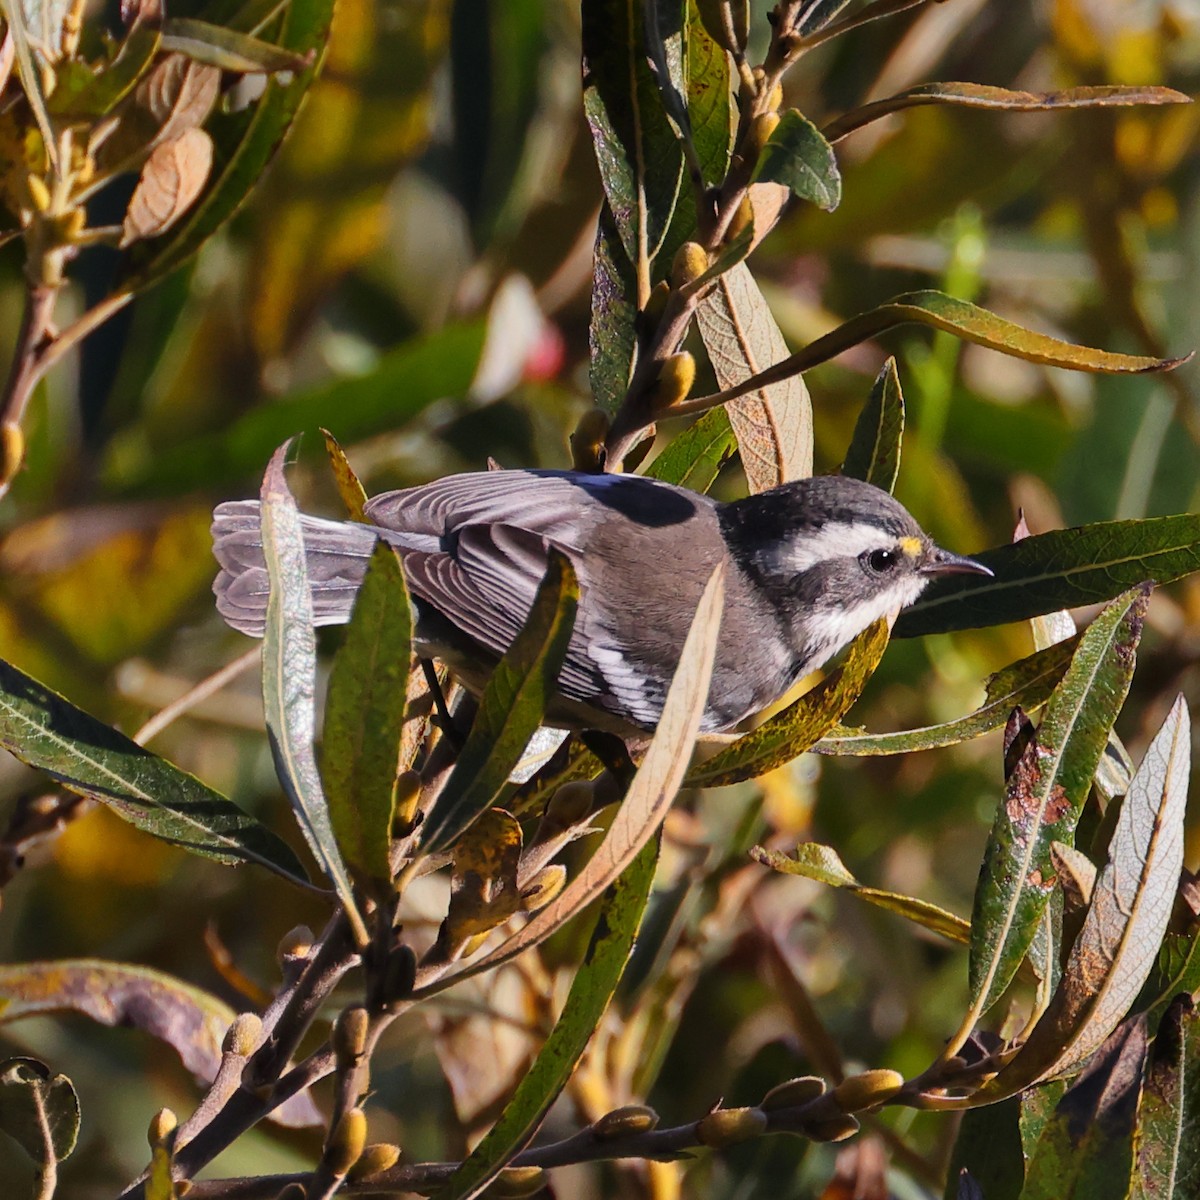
[824, 81, 1193, 144]
[898, 515, 1200, 638]
[440, 837, 659, 1199]
[753, 842, 970, 947]
[645, 407, 736, 492]
[413, 565, 724, 998]
[0, 657, 307, 880]
[0, 1058, 78, 1165]
[754, 109, 841, 211]
[420, 553, 579, 855]
[986, 693, 1189, 1095]
[121, 127, 215, 247]
[815, 638, 1076, 756]
[590, 203, 638, 414]
[320, 428, 368, 522]
[696, 263, 813, 490]
[966, 589, 1147, 1020]
[686, 617, 889, 787]
[322, 542, 412, 893]
[259, 444, 367, 940]
[1131, 995, 1200, 1200]
[440, 809, 524, 951]
[840, 357, 903, 494]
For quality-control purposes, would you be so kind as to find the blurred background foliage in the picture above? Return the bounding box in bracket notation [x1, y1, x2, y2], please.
[0, 0, 1197, 1195]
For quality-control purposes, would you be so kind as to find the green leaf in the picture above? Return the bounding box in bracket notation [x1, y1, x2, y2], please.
[824, 81, 1193, 144]
[986, 693, 1189, 1096]
[421, 553, 579, 855]
[754, 109, 842, 211]
[0, 658, 306, 881]
[1015, 1018, 1146, 1200]
[48, 24, 162, 118]
[120, 0, 336, 294]
[840, 356, 904, 494]
[684, 0, 734, 185]
[897, 514, 1200, 638]
[162, 17, 314, 74]
[260, 445, 368, 941]
[1, 0, 57, 170]
[815, 638, 1077, 756]
[0, 1058, 78, 1166]
[645, 407, 736, 492]
[686, 617, 890, 788]
[753, 842, 970, 947]
[582, 0, 685, 279]
[967, 588, 1147, 1021]
[322, 543, 412, 893]
[944, 1099, 1025, 1200]
[589, 202, 639, 415]
[1131, 995, 1200, 1200]
[439, 837, 660, 1199]
[696, 263, 814, 490]
[108, 320, 487, 494]
[1138, 932, 1200, 1031]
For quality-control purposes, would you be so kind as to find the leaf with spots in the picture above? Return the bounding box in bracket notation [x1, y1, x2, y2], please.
[965, 586, 1149, 1025]
[984, 695, 1189, 1098]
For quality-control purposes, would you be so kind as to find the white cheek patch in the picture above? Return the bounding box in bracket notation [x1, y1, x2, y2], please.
[758, 521, 908, 577]
[801, 573, 930, 667]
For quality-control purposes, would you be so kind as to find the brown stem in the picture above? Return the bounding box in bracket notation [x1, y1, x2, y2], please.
[0, 283, 58, 489]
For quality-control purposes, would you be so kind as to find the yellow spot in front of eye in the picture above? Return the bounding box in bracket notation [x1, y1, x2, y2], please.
[899, 536, 922, 557]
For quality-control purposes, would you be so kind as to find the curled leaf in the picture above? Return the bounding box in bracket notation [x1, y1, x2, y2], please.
[121, 127, 214, 247]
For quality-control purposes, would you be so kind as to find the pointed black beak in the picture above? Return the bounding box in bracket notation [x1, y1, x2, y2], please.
[921, 547, 994, 577]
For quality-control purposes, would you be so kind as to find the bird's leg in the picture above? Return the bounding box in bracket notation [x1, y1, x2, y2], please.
[420, 658, 465, 751]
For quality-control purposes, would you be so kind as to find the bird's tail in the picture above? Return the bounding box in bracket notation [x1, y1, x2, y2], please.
[211, 501, 381, 637]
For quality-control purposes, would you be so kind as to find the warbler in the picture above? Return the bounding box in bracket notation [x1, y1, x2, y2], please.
[212, 470, 990, 735]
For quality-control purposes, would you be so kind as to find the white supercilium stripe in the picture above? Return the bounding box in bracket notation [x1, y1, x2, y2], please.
[758, 521, 900, 576]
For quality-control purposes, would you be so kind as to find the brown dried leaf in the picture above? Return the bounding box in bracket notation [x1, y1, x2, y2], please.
[140, 54, 221, 138]
[122, 127, 213, 247]
[696, 264, 812, 490]
[444, 809, 524, 946]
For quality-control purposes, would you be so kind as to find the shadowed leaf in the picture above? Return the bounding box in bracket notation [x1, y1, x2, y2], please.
[645, 407, 736, 492]
[0, 658, 306, 880]
[322, 542, 412, 892]
[441, 809, 524, 951]
[754, 108, 841, 211]
[815, 637, 1077, 756]
[824, 81, 1193, 144]
[161, 17, 314, 74]
[421, 553, 579, 855]
[696, 263, 813, 490]
[260, 444, 367, 941]
[897, 515, 1200, 638]
[590, 203, 638, 414]
[0, 1058, 78, 1165]
[966, 588, 1147, 1021]
[840, 357, 903, 493]
[686, 617, 889, 787]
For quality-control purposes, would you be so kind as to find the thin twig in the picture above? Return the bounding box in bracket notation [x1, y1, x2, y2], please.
[133, 647, 263, 746]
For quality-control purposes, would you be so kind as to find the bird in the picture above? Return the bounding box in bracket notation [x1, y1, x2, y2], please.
[212, 469, 991, 736]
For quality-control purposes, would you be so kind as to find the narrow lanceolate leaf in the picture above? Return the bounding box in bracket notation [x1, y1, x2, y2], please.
[840, 357, 904, 494]
[684, 0, 735, 184]
[322, 543, 412, 893]
[754, 109, 842, 211]
[815, 638, 1077, 756]
[161, 18, 314, 74]
[1015, 1018, 1147, 1200]
[1131, 995, 1200, 1200]
[439, 838, 660, 1200]
[985, 694, 1189, 1096]
[320, 428, 368, 522]
[582, 0, 685, 289]
[0, 658, 305, 881]
[967, 588, 1148, 1020]
[645, 407, 736, 492]
[897, 515, 1200, 638]
[590, 202, 639, 414]
[0, 1058, 78, 1166]
[421, 554, 579, 855]
[412, 566, 725, 998]
[704, 290, 1189, 414]
[121, 0, 336, 293]
[753, 843, 970, 947]
[1138, 932, 1200, 1032]
[696, 264, 813, 490]
[260, 445, 367, 940]
[823, 81, 1193, 144]
[686, 617, 889, 788]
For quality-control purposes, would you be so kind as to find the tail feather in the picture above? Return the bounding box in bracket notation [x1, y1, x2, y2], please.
[212, 501, 380, 636]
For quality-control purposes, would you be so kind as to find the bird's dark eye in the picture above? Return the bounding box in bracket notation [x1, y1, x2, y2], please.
[865, 548, 897, 574]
